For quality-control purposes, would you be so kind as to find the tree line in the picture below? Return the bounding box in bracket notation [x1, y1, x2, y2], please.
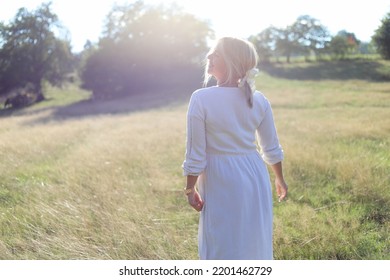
[1, 1, 390, 107]
[249, 15, 373, 63]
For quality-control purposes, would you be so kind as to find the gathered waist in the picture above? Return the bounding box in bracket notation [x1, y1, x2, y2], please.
[206, 149, 259, 156]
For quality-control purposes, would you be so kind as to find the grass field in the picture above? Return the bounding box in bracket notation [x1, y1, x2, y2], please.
[0, 59, 389, 259]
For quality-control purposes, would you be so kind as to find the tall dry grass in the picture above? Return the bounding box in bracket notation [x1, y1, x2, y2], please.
[0, 103, 196, 259]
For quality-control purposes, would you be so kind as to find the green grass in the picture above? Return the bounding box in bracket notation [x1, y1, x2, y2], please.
[0, 59, 389, 259]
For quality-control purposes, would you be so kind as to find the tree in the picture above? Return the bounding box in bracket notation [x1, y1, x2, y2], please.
[373, 12, 390, 59]
[290, 15, 331, 60]
[249, 26, 280, 63]
[274, 26, 299, 63]
[251, 25, 297, 63]
[336, 30, 360, 53]
[0, 2, 73, 99]
[81, 0, 213, 98]
[329, 35, 350, 59]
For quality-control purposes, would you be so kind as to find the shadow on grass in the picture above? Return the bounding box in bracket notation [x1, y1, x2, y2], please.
[260, 59, 390, 81]
[4, 82, 201, 126]
[51, 84, 194, 119]
[0, 69, 203, 123]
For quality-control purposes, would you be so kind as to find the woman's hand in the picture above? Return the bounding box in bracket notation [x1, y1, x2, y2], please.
[187, 189, 204, 212]
[275, 178, 288, 202]
[270, 162, 288, 202]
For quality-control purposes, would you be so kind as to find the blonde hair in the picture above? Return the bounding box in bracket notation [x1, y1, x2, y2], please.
[203, 37, 259, 107]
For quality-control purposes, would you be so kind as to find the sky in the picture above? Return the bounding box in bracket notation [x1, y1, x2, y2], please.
[1, 0, 389, 52]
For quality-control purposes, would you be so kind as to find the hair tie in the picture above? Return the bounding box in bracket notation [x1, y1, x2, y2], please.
[238, 68, 259, 93]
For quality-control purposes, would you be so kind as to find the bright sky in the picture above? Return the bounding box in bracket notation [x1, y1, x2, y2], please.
[1, 0, 389, 52]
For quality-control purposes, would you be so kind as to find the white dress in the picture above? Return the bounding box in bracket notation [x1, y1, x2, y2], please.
[182, 86, 283, 260]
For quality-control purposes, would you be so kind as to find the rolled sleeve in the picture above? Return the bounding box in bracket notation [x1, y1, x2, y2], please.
[256, 99, 284, 165]
[182, 93, 207, 176]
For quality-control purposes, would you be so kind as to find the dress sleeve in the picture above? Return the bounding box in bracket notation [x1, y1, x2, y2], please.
[256, 98, 284, 165]
[182, 93, 207, 176]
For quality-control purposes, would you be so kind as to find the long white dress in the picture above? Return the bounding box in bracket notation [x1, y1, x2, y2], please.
[182, 86, 283, 260]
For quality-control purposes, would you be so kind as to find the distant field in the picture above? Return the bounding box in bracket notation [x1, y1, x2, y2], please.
[0, 59, 389, 259]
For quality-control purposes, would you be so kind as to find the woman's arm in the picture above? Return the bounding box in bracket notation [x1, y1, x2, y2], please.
[186, 175, 198, 189]
[182, 93, 206, 212]
[185, 175, 204, 211]
[270, 162, 288, 202]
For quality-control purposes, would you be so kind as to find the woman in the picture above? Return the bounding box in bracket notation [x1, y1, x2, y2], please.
[182, 37, 288, 260]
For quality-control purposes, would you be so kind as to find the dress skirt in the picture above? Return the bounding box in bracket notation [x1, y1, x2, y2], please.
[197, 151, 273, 260]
